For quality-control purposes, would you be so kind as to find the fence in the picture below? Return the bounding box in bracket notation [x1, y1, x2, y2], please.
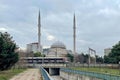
[40, 67, 54, 80]
[66, 63, 119, 69]
[61, 68, 120, 80]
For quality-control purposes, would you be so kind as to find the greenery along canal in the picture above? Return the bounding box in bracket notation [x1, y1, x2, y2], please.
[0, 69, 26, 80]
[72, 67, 120, 76]
[61, 67, 120, 80]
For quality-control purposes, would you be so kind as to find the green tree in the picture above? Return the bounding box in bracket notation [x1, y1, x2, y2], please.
[34, 52, 45, 57]
[66, 53, 74, 62]
[34, 52, 42, 57]
[0, 32, 19, 71]
[83, 54, 89, 63]
[96, 55, 103, 63]
[104, 55, 109, 63]
[108, 41, 120, 63]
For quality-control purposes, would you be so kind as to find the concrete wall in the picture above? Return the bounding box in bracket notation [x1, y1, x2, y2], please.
[49, 68, 60, 75]
[60, 71, 102, 80]
[44, 68, 60, 76]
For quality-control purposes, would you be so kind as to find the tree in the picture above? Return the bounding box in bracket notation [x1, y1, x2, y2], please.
[34, 52, 45, 57]
[17, 49, 27, 68]
[110, 41, 120, 63]
[66, 53, 74, 62]
[83, 54, 89, 63]
[96, 55, 103, 63]
[104, 41, 120, 64]
[75, 53, 84, 63]
[34, 52, 42, 57]
[0, 32, 18, 71]
[104, 55, 109, 63]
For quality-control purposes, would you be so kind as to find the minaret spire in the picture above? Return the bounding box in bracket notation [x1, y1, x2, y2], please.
[38, 10, 41, 52]
[73, 13, 76, 61]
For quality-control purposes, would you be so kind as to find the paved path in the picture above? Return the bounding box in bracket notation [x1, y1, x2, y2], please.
[10, 69, 41, 80]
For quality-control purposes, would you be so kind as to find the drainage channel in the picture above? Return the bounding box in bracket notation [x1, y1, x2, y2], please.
[44, 68, 64, 80]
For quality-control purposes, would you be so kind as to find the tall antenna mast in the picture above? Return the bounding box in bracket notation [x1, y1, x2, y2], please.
[38, 10, 41, 52]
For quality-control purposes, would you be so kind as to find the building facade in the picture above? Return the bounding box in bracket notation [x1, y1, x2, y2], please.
[27, 42, 42, 53]
[104, 48, 111, 56]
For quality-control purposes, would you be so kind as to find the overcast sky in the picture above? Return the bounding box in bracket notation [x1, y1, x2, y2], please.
[0, 0, 120, 56]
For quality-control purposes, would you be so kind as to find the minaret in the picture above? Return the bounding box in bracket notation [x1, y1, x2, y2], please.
[38, 10, 41, 52]
[73, 13, 76, 61]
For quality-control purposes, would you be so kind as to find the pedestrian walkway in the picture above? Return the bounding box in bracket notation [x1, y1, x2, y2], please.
[10, 69, 42, 80]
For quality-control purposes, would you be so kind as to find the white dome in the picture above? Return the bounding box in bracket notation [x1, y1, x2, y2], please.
[51, 41, 66, 49]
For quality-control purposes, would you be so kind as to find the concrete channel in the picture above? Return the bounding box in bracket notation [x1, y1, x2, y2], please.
[44, 68, 102, 80]
[51, 76, 62, 80]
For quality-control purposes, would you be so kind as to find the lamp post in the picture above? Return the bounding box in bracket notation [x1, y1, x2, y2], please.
[88, 48, 96, 67]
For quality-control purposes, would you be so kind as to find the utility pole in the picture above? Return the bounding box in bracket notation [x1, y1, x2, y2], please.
[88, 48, 96, 67]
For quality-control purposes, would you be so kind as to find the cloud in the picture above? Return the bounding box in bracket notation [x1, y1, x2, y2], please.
[1, 0, 120, 56]
[77, 39, 91, 45]
[47, 35, 56, 41]
[98, 8, 120, 16]
[95, 0, 103, 4]
[0, 27, 7, 32]
[0, 4, 9, 10]
[42, 28, 56, 41]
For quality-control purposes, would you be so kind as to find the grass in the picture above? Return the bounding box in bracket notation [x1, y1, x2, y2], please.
[72, 67, 120, 76]
[0, 68, 26, 80]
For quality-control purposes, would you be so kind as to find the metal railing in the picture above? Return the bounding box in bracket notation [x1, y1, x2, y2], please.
[60, 68, 120, 80]
[40, 67, 54, 80]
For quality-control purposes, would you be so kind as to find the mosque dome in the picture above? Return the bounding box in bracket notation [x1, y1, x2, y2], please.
[51, 41, 66, 49]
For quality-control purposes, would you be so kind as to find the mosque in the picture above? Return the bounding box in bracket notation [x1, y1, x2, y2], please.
[27, 41, 68, 57]
[27, 11, 76, 58]
[46, 41, 67, 57]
